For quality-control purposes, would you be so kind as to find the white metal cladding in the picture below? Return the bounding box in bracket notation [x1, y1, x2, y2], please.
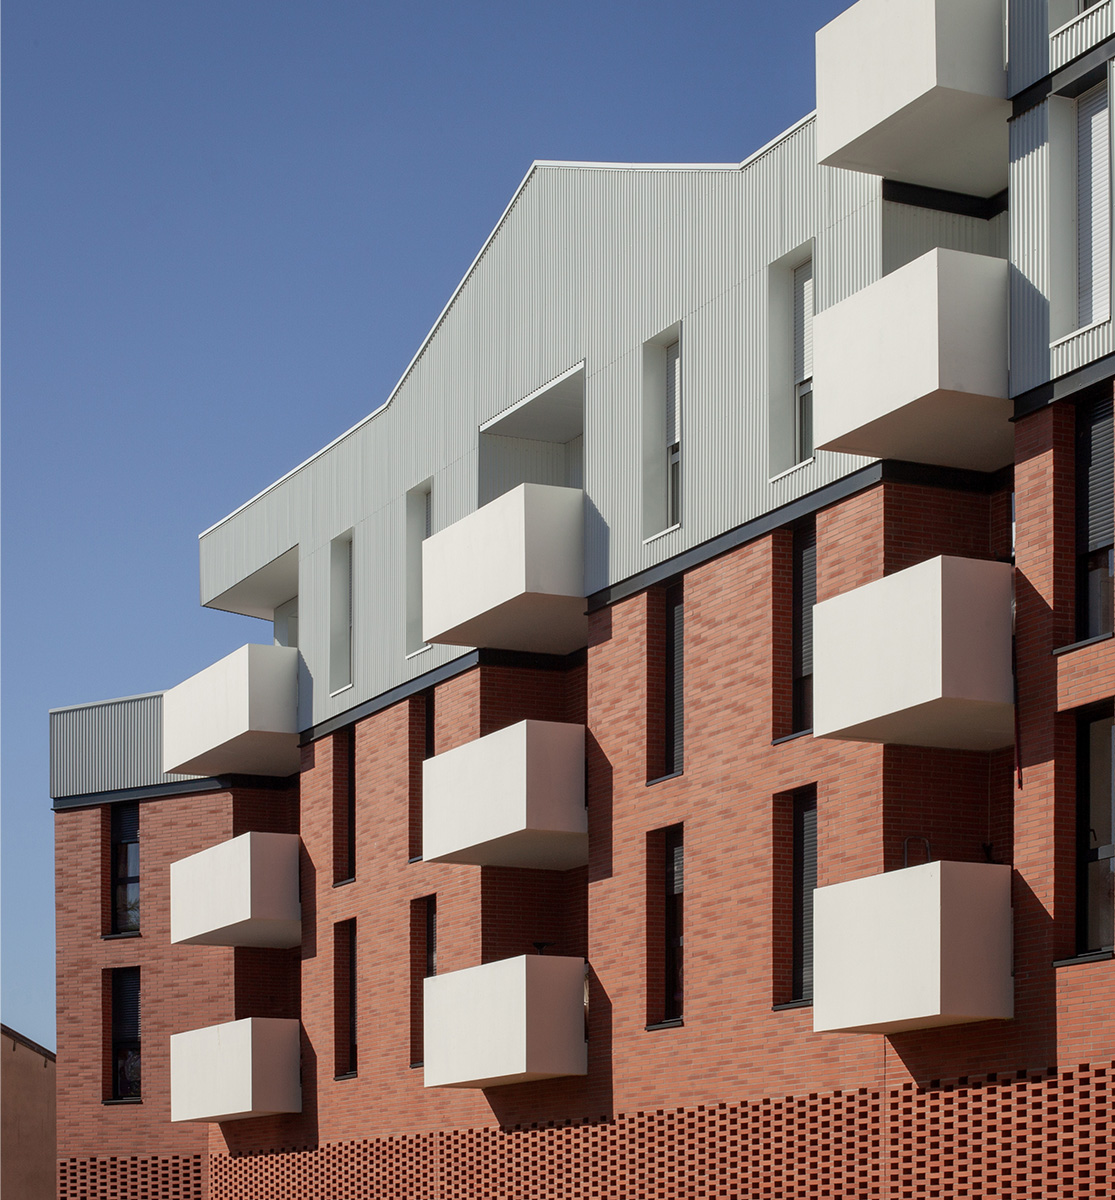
[1052, 0, 1115, 72]
[1010, 102, 1053, 395]
[199, 119, 889, 730]
[50, 693, 201, 799]
[881, 204, 1009, 277]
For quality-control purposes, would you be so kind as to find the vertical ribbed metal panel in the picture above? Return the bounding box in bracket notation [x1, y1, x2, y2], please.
[49, 693, 198, 798]
[881, 203, 1005, 277]
[1010, 102, 1052, 395]
[1009, 0, 1052, 96]
[1051, 0, 1114, 72]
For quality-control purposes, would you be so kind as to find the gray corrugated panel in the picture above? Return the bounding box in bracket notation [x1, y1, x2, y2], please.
[1052, 317, 1115, 376]
[196, 119, 906, 729]
[1010, 103, 1052, 396]
[1009, 0, 1051, 96]
[49, 693, 200, 799]
[881, 203, 1005, 276]
[1051, 1, 1114, 72]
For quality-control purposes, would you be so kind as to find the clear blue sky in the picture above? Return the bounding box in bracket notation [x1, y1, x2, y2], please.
[2, 0, 848, 1051]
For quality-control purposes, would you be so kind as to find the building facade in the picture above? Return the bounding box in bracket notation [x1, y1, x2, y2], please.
[49, 0, 1114, 1196]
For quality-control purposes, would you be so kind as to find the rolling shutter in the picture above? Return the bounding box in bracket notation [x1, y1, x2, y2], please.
[665, 341, 681, 448]
[1078, 393, 1114, 553]
[1078, 83, 1111, 327]
[792, 792, 817, 1001]
[793, 260, 814, 384]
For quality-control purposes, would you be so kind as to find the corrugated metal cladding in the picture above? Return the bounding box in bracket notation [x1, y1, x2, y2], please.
[195, 114, 1015, 731]
[1008, 0, 1051, 96]
[49, 694, 199, 799]
[1051, 0, 1115, 73]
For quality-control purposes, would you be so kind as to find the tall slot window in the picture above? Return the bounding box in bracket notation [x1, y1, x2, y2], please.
[110, 803, 140, 934]
[791, 788, 818, 1001]
[408, 688, 435, 861]
[792, 521, 817, 733]
[406, 482, 433, 653]
[1077, 393, 1114, 639]
[329, 531, 354, 693]
[110, 966, 141, 1100]
[410, 895, 437, 1066]
[334, 727, 357, 884]
[663, 826, 684, 1022]
[334, 918, 357, 1078]
[664, 582, 685, 776]
[1077, 82, 1110, 329]
[793, 259, 814, 462]
[665, 340, 681, 527]
[1078, 706, 1114, 954]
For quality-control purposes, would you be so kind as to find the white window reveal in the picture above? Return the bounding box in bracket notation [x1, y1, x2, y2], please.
[793, 258, 814, 462]
[330, 531, 354, 693]
[1078, 81, 1111, 329]
[665, 340, 681, 528]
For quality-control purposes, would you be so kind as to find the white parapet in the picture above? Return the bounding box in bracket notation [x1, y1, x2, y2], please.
[813, 556, 1014, 750]
[814, 249, 1011, 471]
[813, 860, 1013, 1034]
[423, 720, 587, 869]
[163, 643, 300, 777]
[170, 831, 301, 948]
[170, 1017, 301, 1122]
[815, 0, 1010, 196]
[424, 955, 588, 1089]
[422, 483, 587, 654]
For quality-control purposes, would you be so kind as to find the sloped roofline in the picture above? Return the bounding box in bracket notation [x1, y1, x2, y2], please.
[200, 111, 817, 538]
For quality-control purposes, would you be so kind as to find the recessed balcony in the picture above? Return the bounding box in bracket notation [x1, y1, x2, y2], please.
[170, 832, 301, 948]
[423, 955, 587, 1089]
[813, 556, 1014, 750]
[815, 0, 1010, 197]
[813, 860, 1013, 1034]
[423, 720, 587, 869]
[170, 1017, 301, 1122]
[814, 249, 1011, 471]
[422, 483, 587, 654]
[162, 643, 300, 777]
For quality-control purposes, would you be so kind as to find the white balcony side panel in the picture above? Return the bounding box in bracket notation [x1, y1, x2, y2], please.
[423, 956, 587, 1089]
[423, 721, 587, 868]
[49, 693, 202, 799]
[1010, 103, 1053, 396]
[813, 861, 1013, 1034]
[1051, 0, 1115, 71]
[198, 132, 882, 729]
[170, 1018, 301, 1123]
[170, 832, 301, 948]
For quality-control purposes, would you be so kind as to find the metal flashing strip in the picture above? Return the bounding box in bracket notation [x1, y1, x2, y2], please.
[51, 773, 294, 811]
[1013, 34, 1115, 116]
[1, 1024, 56, 1062]
[882, 179, 1008, 220]
[1013, 353, 1115, 418]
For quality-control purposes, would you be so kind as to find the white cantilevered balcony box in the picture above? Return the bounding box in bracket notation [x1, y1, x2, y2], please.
[423, 483, 587, 655]
[170, 1017, 301, 1122]
[813, 556, 1014, 750]
[163, 643, 299, 777]
[815, 0, 1010, 197]
[423, 720, 587, 869]
[814, 249, 1011, 471]
[813, 860, 1013, 1034]
[424, 954, 587, 1089]
[170, 831, 301, 948]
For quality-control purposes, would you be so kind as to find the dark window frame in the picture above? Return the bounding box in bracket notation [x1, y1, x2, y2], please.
[110, 966, 141, 1100]
[1076, 392, 1114, 641]
[791, 787, 818, 1002]
[1077, 702, 1115, 955]
[791, 520, 816, 735]
[110, 803, 140, 935]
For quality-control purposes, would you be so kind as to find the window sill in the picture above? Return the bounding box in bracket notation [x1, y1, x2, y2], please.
[645, 1018, 684, 1032]
[1052, 631, 1113, 656]
[643, 523, 681, 547]
[334, 1070, 358, 1082]
[407, 855, 423, 864]
[1053, 949, 1114, 968]
[332, 877, 355, 889]
[410, 1060, 423, 1069]
[103, 1097, 142, 1106]
[646, 770, 683, 787]
[768, 456, 815, 485]
[405, 645, 432, 661]
[772, 998, 813, 1011]
[771, 729, 812, 746]
[329, 684, 354, 700]
[102, 931, 141, 940]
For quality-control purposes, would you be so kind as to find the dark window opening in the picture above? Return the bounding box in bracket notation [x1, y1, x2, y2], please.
[334, 918, 357, 1077]
[791, 788, 818, 1001]
[1077, 394, 1114, 641]
[664, 583, 684, 776]
[111, 967, 140, 1099]
[409, 689, 435, 861]
[1078, 706, 1114, 955]
[663, 825, 684, 1022]
[410, 895, 437, 1065]
[334, 728, 357, 884]
[111, 804, 140, 934]
[792, 520, 816, 734]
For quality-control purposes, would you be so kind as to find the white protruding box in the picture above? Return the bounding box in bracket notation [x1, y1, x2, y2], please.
[813, 860, 1014, 1034]
[423, 720, 587, 869]
[170, 1017, 301, 1122]
[422, 483, 587, 654]
[813, 556, 1014, 750]
[163, 643, 299, 777]
[424, 955, 588, 1089]
[170, 832, 301, 948]
[814, 249, 1011, 471]
[815, 0, 1010, 196]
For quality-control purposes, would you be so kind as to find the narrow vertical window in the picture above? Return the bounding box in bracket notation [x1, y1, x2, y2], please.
[1078, 706, 1114, 954]
[333, 727, 357, 884]
[1077, 82, 1110, 328]
[330, 531, 354, 693]
[334, 918, 357, 1077]
[410, 895, 437, 1066]
[1077, 393, 1114, 640]
[793, 259, 814, 462]
[110, 967, 141, 1100]
[406, 482, 433, 653]
[791, 788, 818, 1001]
[663, 826, 684, 1022]
[792, 520, 817, 733]
[664, 582, 684, 776]
[665, 340, 681, 527]
[111, 803, 140, 934]
[408, 688, 435, 861]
